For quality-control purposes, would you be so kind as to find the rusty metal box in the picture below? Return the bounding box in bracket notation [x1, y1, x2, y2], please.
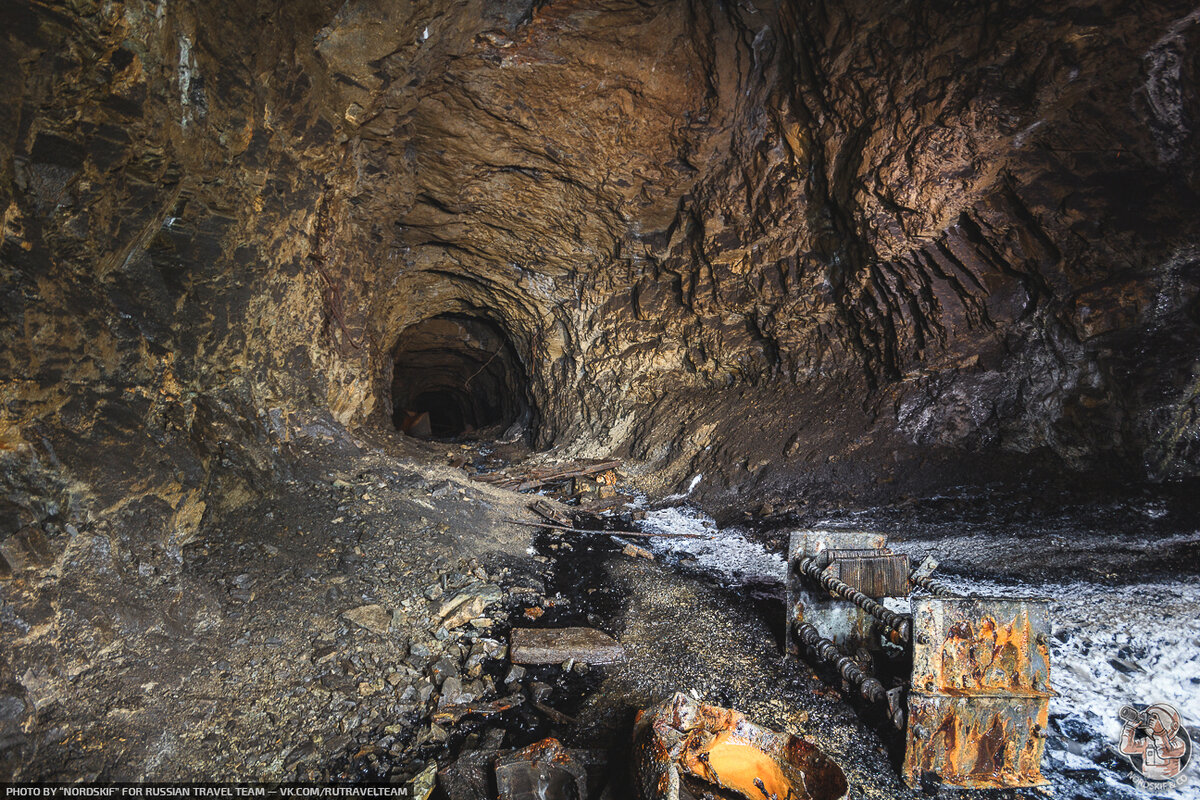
[909, 596, 1051, 695]
[904, 596, 1053, 788]
[904, 694, 1050, 788]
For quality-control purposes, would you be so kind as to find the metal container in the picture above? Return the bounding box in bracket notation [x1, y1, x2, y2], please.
[903, 596, 1054, 788]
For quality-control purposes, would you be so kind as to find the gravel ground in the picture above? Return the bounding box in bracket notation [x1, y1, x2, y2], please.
[5, 443, 1196, 798]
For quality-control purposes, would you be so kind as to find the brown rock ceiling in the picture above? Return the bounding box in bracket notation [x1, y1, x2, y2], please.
[3, 0, 1200, 525]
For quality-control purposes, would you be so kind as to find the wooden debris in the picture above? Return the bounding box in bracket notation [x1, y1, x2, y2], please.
[571, 475, 599, 497]
[528, 499, 572, 527]
[576, 495, 634, 515]
[472, 459, 622, 492]
[516, 460, 622, 492]
[510, 627, 625, 665]
[622, 543, 654, 560]
[532, 701, 578, 726]
[504, 519, 704, 539]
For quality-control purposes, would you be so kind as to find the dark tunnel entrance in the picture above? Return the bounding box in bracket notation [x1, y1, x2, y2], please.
[390, 315, 532, 440]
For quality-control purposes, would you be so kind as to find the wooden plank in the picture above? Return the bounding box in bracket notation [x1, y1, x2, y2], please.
[471, 459, 623, 492]
[504, 519, 704, 539]
[514, 460, 623, 492]
[528, 500, 572, 527]
[833, 553, 910, 597]
[576, 495, 633, 515]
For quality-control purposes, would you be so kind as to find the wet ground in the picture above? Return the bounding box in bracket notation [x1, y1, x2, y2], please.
[811, 487, 1200, 800]
[2, 433, 1197, 799]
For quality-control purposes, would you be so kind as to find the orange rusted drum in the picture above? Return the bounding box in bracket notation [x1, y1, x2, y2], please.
[633, 693, 848, 800]
[904, 597, 1054, 789]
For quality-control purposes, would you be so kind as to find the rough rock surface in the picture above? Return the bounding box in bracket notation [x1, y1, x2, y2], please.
[5, 0, 1199, 528]
[9, 1, 1200, 525]
[2, 0, 1200, 784]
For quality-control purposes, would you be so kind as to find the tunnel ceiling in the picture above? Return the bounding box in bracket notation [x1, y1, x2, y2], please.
[2, 0, 1200, 523]
[320, 0, 1200, 500]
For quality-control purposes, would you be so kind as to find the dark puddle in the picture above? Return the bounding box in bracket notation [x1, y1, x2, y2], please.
[444, 530, 626, 753]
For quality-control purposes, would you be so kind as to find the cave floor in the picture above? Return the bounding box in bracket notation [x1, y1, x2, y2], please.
[2, 433, 1197, 800]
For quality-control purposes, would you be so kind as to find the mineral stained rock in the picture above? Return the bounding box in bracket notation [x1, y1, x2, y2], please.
[2, 0, 1199, 534]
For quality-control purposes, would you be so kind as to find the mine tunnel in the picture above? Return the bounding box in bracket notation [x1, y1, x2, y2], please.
[2, 0, 1199, 795]
[390, 315, 531, 439]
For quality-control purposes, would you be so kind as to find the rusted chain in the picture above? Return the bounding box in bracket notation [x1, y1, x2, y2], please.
[798, 556, 912, 643]
[908, 571, 957, 597]
[794, 622, 886, 704]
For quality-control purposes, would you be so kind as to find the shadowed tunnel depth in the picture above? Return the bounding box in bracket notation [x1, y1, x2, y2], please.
[389, 315, 531, 439]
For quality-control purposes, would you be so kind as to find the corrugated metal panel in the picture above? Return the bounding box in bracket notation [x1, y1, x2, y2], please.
[833, 553, 910, 598]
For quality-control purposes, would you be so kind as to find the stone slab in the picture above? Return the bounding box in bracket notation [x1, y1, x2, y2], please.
[510, 627, 625, 665]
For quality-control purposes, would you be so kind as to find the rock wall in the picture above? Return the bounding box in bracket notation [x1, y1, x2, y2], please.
[3, 0, 1200, 544]
[0, 0, 358, 580]
[588, 0, 1200, 509]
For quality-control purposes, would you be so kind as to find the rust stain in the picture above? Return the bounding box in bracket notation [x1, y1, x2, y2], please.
[937, 712, 957, 756]
[906, 598, 1053, 789]
[973, 716, 1007, 777]
[633, 693, 848, 800]
[925, 606, 1048, 694]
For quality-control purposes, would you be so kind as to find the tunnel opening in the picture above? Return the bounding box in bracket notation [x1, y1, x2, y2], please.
[390, 314, 533, 440]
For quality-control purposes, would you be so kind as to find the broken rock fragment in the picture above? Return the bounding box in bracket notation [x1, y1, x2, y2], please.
[341, 604, 391, 636]
[435, 583, 504, 629]
[510, 627, 625, 665]
[436, 592, 486, 630]
[408, 763, 437, 800]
